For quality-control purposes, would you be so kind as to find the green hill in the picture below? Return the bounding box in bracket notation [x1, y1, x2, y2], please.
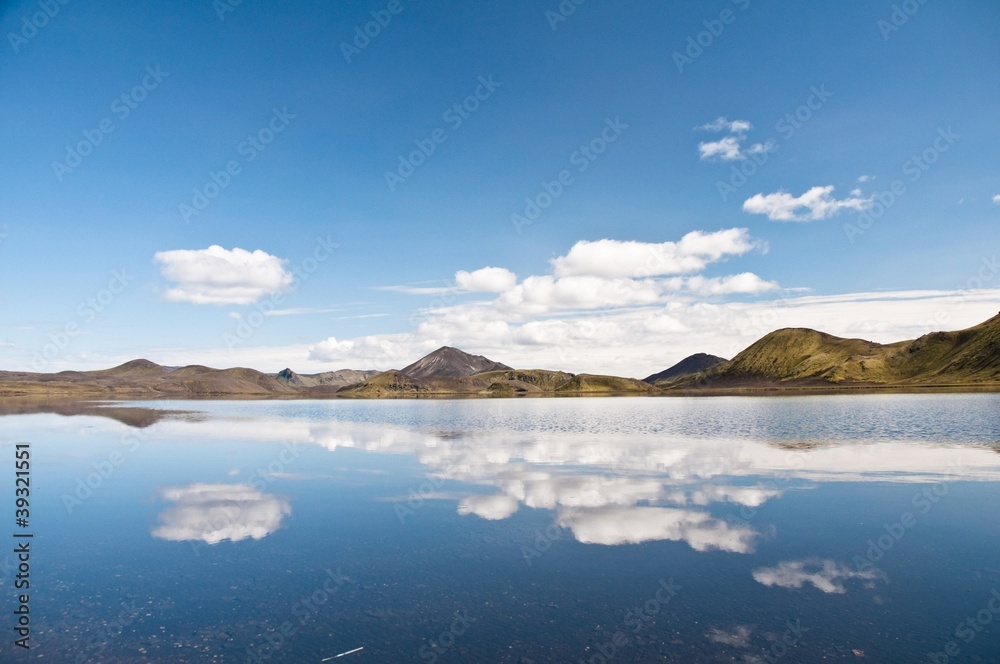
[665, 312, 1000, 389]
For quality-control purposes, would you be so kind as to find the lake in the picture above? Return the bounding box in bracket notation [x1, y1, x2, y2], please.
[1, 394, 999, 663]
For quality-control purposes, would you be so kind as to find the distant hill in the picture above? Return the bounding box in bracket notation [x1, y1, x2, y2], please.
[644, 353, 727, 384]
[275, 368, 377, 390]
[337, 367, 654, 398]
[400, 346, 511, 379]
[3, 313, 999, 398]
[337, 347, 653, 397]
[0, 360, 296, 397]
[664, 312, 1000, 390]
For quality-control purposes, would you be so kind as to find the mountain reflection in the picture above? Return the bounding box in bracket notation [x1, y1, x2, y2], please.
[139, 412, 1000, 552]
[152, 483, 291, 545]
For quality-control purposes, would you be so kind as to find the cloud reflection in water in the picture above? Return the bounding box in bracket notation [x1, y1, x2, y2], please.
[152, 483, 291, 545]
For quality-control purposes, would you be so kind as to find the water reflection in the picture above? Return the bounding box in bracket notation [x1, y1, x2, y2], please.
[139, 410, 1000, 554]
[556, 505, 757, 551]
[752, 558, 885, 594]
[151, 483, 291, 545]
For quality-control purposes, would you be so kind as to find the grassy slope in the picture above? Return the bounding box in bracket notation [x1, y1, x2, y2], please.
[665, 313, 1000, 389]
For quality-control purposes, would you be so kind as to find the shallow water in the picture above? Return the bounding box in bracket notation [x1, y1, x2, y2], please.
[1, 394, 999, 662]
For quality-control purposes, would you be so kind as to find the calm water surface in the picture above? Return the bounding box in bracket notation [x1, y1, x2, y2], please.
[1, 394, 999, 663]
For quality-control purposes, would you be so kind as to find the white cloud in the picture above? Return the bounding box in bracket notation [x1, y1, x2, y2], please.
[743, 186, 873, 221]
[455, 266, 517, 292]
[752, 559, 883, 594]
[551, 229, 759, 278]
[557, 505, 757, 552]
[457, 494, 519, 520]
[698, 136, 744, 161]
[677, 273, 779, 296]
[697, 117, 773, 161]
[496, 275, 663, 313]
[993, 194, 1000, 205]
[154, 246, 293, 305]
[857, 175, 872, 183]
[686, 485, 782, 507]
[699, 117, 752, 133]
[151, 483, 291, 545]
[308, 335, 425, 366]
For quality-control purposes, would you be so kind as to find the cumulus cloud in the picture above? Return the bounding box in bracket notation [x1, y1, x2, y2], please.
[151, 483, 291, 545]
[557, 505, 757, 552]
[697, 117, 773, 161]
[551, 229, 759, 278]
[455, 267, 517, 293]
[154, 246, 293, 305]
[496, 275, 663, 313]
[752, 559, 883, 594]
[457, 494, 520, 520]
[993, 194, 1000, 205]
[743, 186, 873, 222]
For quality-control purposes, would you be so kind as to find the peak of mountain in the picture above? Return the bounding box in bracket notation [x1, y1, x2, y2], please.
[400, 346, 512, 380]
[644, 353, 727, 384]
[276, 368, 298, 384]
[93, 359, 169, 378]
[719, 328, 886, 383]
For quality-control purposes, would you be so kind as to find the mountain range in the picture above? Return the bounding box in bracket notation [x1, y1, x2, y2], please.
[2, 313, 998, 398]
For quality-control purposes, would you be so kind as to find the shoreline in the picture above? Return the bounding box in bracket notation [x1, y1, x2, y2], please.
[3, 382, 1000, 402]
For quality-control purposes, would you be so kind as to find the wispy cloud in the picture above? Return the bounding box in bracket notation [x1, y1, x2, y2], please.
[696, 116, 773, 162]
[743, 185, 873, 221]
[375, 284, 454, 295]
[699, 117, 752, 133]
[752, 559, 884, 594]
[262, 307, 344, 317]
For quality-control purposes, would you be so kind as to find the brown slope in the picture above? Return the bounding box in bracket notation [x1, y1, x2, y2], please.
[645, 353, 727, 384]
[401, 346, 511, 379]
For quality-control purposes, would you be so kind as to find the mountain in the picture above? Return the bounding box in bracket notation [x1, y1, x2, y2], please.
[337, 368, 655, 398]
[400, 346, 511, 379]
[644, 353, 727, 384]
[2, 314, 999, 398]
[275, 368, 378, 390]
[339, 347, 651, 396]
[0, 361, 296, 397]
[664, 312, 1000, 389]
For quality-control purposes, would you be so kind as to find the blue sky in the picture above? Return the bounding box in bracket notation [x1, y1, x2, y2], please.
[1, 0, 999, 376]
